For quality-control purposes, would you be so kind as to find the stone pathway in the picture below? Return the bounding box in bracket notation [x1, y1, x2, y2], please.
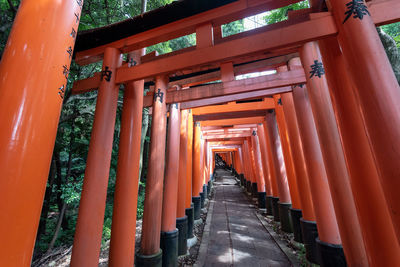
[196, 170, 293, 267]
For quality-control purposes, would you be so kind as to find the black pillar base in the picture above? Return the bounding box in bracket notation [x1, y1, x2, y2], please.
[160, 229, 178, 267]
[192, 196, 201, 220]
[243, 178, 247, 188]
[246, 180, 252, 193]
[207, 180, 212, 197]
[199, 192, 205, 208]
[252, 182, 258, 198]
[300, 218, 320, 264]
[136, 249, 163, 267]
[240, 174, 244, 186]
[258, 192, 266, 209]
[203, 184, 208, 200]
[290, 208, 303, 243]
[278, 202, 293, 233]
[271, 197, 280, 222]
[316, 238, 347, 267]
[176, 216, 188, 256]
[266, 195, 274, 215]
[185, 206, 194, 238]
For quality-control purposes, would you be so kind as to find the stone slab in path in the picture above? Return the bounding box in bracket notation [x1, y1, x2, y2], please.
[195, 170, 295, 267]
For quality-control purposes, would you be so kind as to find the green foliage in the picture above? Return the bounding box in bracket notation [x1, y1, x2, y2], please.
[264, 0, 310, 25]
[222, 20, 245, 37]
[381, 22, 400, 48]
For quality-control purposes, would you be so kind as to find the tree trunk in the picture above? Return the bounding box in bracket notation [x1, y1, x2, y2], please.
[45, 202, 67, 254]
[378, 27, 400, 85]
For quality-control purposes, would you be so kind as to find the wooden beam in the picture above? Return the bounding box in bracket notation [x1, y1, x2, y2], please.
[369, 0, 400, 26]
[72, 53, 297, 95]
[206, 137, 246, 142]
[115, 15, 336, 83]
[201, 117, 265, 126]
[208, 141, 243, 145]
[204, 133, 253, 139]
[166, 69, 304, 104]
[75, 0, 303, 65]
[194, 110, 267, 121]
[192, 98, 274, 115]
[180, 87, 291, 109]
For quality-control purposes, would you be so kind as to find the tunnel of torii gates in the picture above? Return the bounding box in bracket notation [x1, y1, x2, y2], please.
[0, 0, 400, 266]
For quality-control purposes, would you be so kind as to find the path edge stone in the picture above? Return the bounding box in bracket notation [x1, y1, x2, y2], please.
[255, 212, 301, 267]
[193, 199, 215, 267]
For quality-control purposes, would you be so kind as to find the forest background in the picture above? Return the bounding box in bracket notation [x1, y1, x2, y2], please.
[0, 0, 399, 263]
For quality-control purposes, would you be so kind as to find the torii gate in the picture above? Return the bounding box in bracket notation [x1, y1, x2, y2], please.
[0, 0, 400, 266]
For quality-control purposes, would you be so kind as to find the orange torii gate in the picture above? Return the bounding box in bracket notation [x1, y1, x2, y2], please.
[0, 0, 400, 266]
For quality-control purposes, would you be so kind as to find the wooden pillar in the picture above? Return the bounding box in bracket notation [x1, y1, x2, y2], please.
[160, 102, 181, 266]
[280, 92, 315, 221]
[0, 0, 83, 264]
[273, 92, 301, 211]
[264, 111, 291, 203]
[137, 75, 168, 264]
[253, 132, 268, 210]
[186, 110, 193, 209]
[290, 81, 341, 264]
[192, 122, 202, 197]
[192, 122, 202, 219]
[281, 91, 316, 242]
[109, 49, 144, 267]
[71, 47, 121, 266]
[185, 110, 195, 238]
[319, 38, 400, 266]
[263, 121, 279, 197]
[177, 110, 189, 218]
[300, 42, 367, 266]
[257, 124, 273, 196]
[243, 139, 255, 192]
[251, 133, 266, 193]
[330, 0, 400, 239]
[176, 109, 188, 255]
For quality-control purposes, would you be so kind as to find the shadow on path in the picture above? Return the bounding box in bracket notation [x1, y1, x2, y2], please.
[198, 169, 293, 267]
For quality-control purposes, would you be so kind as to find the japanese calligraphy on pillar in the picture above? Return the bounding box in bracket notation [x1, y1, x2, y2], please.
[343, 0, 370, 24]
[101, 66, 112, 82]
[154, 89, 164, 103]
[309, 60, 325, 78]
[57, 0, 83, 100]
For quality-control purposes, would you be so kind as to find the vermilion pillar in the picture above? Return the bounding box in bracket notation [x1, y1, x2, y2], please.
[256, 124, 273, 197]
[243, 139, 255, 193]
[274, 91, 300, 233]
[137, 75, 168, 265]
[160, 102, 181, 266]
[250, 135, 265, 192]
[330, 0, 400, 240]
[192, 122, 202, 219]
[185, 110, 195, 239]
[248, 136, 261, 197]
[290, 65, 341, 263]
[252, 132, 267, 210]
[300, 42, 367, 266]
[199, 137, 206, 208]
[177, 110, 189, 216]
[273, 93, 301, 211]
[319, 38, 400, 266]
[71, 47, 122, 266]
[0, 0, 83, 264]
[109, 49, 145, 267]
[177, 109, 189, 255]
[281, 91, 316, 243]
[264, 111, 291, 222]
